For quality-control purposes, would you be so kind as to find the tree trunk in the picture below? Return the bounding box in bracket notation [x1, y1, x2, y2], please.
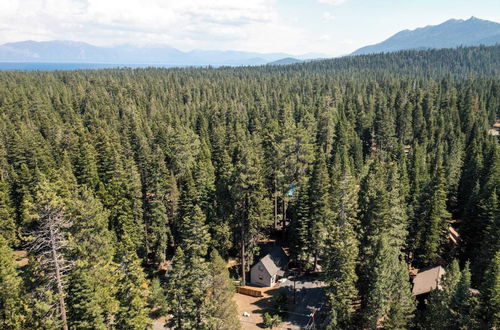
[282, 197, 286, 227]
[241, 197, 247, 285]
[176, 295, 182, 329]
[241, 231, 246, 285]
[49, 224, 68, 330]
[282, 197, 287, 240]
[313, 249, 318, 273]
[274, 177, 278, 229]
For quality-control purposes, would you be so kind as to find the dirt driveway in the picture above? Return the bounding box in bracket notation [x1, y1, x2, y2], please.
[233, 276, 326, 330]
[279, 276, 326, 329]
[233, 286, 280, 329]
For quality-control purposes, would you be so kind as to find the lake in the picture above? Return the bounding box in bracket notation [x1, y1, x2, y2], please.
[0, 62, 184, 71]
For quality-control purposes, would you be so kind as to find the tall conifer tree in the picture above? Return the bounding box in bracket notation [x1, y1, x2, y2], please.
[324, 150, 359, 329]
[202, 250, 240, 330]
[0, 236, 26, 329]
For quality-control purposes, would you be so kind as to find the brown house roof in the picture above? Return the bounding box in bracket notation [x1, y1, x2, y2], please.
[412, 266, 445, 296]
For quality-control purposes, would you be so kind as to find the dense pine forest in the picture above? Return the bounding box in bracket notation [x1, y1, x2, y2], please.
[0, 45, 499, 329]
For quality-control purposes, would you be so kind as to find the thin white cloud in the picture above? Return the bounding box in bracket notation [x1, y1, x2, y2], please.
[318, 0, 348, 6]
[0, 0, 307, 53]
[322, 12, 335, 21]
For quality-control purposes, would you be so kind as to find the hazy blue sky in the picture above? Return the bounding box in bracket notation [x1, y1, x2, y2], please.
[1, 0, 499, 55]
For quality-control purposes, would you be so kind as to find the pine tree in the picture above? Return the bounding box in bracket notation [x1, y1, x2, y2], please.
[383, 258, 416, 329]
[231, 139, 271, 284]
[148, 277, 168, 318]
[68, 187, 114, 261]
[210, 126, 234, 256]
[166, 204, 213, 329]
[124, 157, 146, 252]
[180, 205, 211, 261]
[194, 140, 216, 222]
[422, 260, 461, 329]
[165, 247, 197, 329]
[57, 152, 79, 199]
[457, 137, 483, 218]
[178, 170, 197, 226]
[324, 151, 359, 329]
[115, 250, 150, 330]
[423, 260, 482, 329]
[68, 264, 119, 330]
[449, 262, 478, 329]
[474, 190, 499, 281]
[145, 196, 170, 264]
[359, 160, 401, 292]
[262, 119, 286, 228]
[283, 113, 315, 187]
[74, 135, 100, 190]
[26, 178, 72, 330]
[202, 250, 240, 330]
[94, 132, 121, 185]
[146, 158, 179, 251]
[444, 137, 465, 209]
[164, 125, 201, 177]
[165, 172, 180, 228]
[292, 180, 312, 270]
[479, 251, 499, 329]
[103, 159, 145, 252]
[66, 187, 119, 329]
[407, 143, 429, 251]
[317, 104, 337, 156]
[12, 163, 34, 226]
[0, 236, 27, 329]
[386, 162, 411, 251]
[363, 235, 415, 329]
[182, 206, 213, 326]
[417, 165, 450, 266]
[308, 150, 332, 271]
[374, 92, 397, 152]
[0, 180, 17, 245]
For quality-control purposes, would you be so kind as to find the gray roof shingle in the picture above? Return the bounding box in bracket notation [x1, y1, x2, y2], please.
[259, 254, 280, 276]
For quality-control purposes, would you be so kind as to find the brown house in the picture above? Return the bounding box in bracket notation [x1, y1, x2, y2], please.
[412, 266, 446, 296]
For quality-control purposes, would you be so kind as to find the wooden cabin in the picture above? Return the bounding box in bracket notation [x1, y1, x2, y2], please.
[250, 246, 288, 287]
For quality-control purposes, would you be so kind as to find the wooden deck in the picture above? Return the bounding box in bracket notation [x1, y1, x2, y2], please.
[236, 284, 278, 297]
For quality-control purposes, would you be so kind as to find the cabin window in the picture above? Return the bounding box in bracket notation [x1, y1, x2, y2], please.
[258, 264, 263, 271]
[259, 274, 263, 280]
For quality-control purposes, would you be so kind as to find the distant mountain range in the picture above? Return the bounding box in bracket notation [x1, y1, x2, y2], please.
[1, 16, 499, 69]
[267, 57, 303, 65]
[0, 40, 324, 67]
[352, 17, 500, 55]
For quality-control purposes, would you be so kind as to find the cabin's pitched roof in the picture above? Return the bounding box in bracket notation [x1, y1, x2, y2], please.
[258, 255, 280, 276]
[412, 266, 445, 296]
[252, 245, 289, 278]
[267, 246, 288, 269]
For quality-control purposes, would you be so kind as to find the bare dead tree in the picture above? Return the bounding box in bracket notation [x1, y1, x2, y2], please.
[26, 204, 73, 330]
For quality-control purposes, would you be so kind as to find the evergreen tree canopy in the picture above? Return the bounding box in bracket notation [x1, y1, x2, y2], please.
[0, 45, 498, 329]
